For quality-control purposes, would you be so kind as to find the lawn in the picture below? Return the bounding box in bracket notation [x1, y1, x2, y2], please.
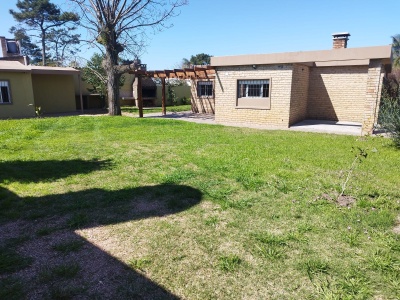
[121, 104, 191, 116]
[0, 116, 399, 299]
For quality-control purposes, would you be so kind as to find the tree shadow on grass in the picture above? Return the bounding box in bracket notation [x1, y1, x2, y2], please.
[0, 160, 202, 299]
[0, 159, 112, 183]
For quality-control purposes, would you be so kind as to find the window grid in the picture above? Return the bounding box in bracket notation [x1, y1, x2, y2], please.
[197, 81, 213, 97]
[0, 81, 11, 103]
[238, 80, 269, 98]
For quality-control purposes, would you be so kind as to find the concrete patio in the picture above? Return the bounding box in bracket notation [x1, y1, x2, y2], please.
[144, 111, 363, 136]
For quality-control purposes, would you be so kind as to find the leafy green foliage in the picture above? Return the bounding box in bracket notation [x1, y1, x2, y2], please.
[218, 255, 242, 272]
[182, 53, 212, 67]
[81, 53, 125, 104]
[392, 34, 400, 68]
[9, 0, 80, 65]
[378, 79, 400, 147]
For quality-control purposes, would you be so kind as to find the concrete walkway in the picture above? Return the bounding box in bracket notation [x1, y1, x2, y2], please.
[143, 111, 363, 136]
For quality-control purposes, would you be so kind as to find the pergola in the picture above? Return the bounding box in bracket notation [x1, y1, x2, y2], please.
[129, 66, 215, 117]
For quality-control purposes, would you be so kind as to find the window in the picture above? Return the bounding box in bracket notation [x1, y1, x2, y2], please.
[0, 81, 11, 104]
[197, 81, 213, 97]
[237, 79, 270, 109]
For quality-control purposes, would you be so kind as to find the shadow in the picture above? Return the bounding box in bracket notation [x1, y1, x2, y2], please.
[307, 70, 338, 121]
[0, 161, 202, 298]
[0, 159, 112, 183]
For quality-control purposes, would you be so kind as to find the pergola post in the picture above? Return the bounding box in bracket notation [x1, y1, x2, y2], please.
[78, 71, 84, 113]
[137, 75, 143, 118]
[161, 77, 166, 116]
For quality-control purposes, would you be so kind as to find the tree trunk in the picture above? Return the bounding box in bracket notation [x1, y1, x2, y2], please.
[41, 29, 46, 66]
[104, 49, 121, 116]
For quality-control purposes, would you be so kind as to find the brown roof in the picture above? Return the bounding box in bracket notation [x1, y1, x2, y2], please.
[211, 45, 392, 67]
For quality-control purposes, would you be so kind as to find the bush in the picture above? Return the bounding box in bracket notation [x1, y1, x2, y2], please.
[180, 96, 190, 105]
[378, 79, 400, 147]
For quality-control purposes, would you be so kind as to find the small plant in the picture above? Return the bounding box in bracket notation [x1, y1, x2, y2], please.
[300, 259, 330, 281]
[342, 231, 361, 247]
[218, 254, 242, 272]
[336, 270, 372, 298]
[35, 106, 42, 118]
[337, 147, 368, 201]
[255, 244, 285, 260]
[180, 96, 190, 105]
[205, 216, 219, 226]
[167, 85, 177, 106]
[128, 257, 152, 270]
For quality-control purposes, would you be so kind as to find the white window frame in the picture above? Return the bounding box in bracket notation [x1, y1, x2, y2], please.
[197, 81, 213, 97]
[236, 79, 271, 109]
[0, 81, 12, 104]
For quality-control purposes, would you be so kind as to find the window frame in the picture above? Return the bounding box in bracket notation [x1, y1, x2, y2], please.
[196, 80, 214, 98]
[236, 78, 271, 109]
[0, 80, 12, 104]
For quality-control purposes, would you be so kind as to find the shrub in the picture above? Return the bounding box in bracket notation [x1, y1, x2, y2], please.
[377, 78, 400, 147]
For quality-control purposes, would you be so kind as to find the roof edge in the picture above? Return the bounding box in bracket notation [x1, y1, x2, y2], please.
[211, 45, 392, 67]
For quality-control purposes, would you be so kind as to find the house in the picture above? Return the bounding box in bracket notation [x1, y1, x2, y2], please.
[203, 33, 392, 135]
[0, 35, 79, 119]
[0, 60, 79, 118]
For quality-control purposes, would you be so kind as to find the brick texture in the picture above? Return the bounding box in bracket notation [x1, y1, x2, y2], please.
[362, 59, 383, 135]
[191, 79, 215, 114]
[203, 60, 384, 135]
[289, 64, 309, 125]
[214, 65, 293, 127]
[307, 65, 369, 122]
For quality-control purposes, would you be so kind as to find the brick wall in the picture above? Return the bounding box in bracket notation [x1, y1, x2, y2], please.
[361, 59, 384, 135]
[289, 64, 310, 125]
[214, 65, 293, 127]
[191, 79, 215, 114]
[307, 65, 369, 122]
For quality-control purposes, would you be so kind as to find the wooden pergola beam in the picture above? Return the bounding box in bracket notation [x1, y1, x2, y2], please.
[129, 66, 215, 80]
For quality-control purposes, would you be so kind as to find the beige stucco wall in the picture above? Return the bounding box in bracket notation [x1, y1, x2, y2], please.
[32, 74, 76, 114]
[289, 64, 310, 125]
[0, 71, 36, 118]
[214, 65, 293, 127]
[154, 85, 191, 106]
[307, 65, 369, 122]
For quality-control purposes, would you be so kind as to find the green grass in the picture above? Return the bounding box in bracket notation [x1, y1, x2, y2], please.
[0, 116, 399, 299]
[121, 104, 191, 115]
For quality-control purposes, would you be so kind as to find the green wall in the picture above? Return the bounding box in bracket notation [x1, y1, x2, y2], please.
[0, 71, 36, 118]
[32, 74, 76, 114]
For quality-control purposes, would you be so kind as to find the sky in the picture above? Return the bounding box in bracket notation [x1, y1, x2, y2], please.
[1, 0, 399, 70]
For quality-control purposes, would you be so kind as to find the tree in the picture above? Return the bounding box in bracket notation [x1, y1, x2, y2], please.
[81, 53, 125, 107]
[393, 34, 400, 67]
[181, 53, 212, 68]
[47, 28, 80, 66]
[71, 0, 187, 116]
[10, 0, 80, 66]
[9, 26, 42, 63]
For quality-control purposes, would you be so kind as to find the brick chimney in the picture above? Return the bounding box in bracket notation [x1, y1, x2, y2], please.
[332, 32, 350, 49]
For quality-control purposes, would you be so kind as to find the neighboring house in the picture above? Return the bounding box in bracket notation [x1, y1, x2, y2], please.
[0, 35, 79, 118]
[0, 60, 78, 118]
[204, 33, 391, 135]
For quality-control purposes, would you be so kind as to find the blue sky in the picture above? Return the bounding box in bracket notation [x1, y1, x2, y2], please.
[1, 0, 399, 69]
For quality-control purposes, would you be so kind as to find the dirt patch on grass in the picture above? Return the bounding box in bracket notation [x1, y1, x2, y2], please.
[336, 195, 356, 207]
